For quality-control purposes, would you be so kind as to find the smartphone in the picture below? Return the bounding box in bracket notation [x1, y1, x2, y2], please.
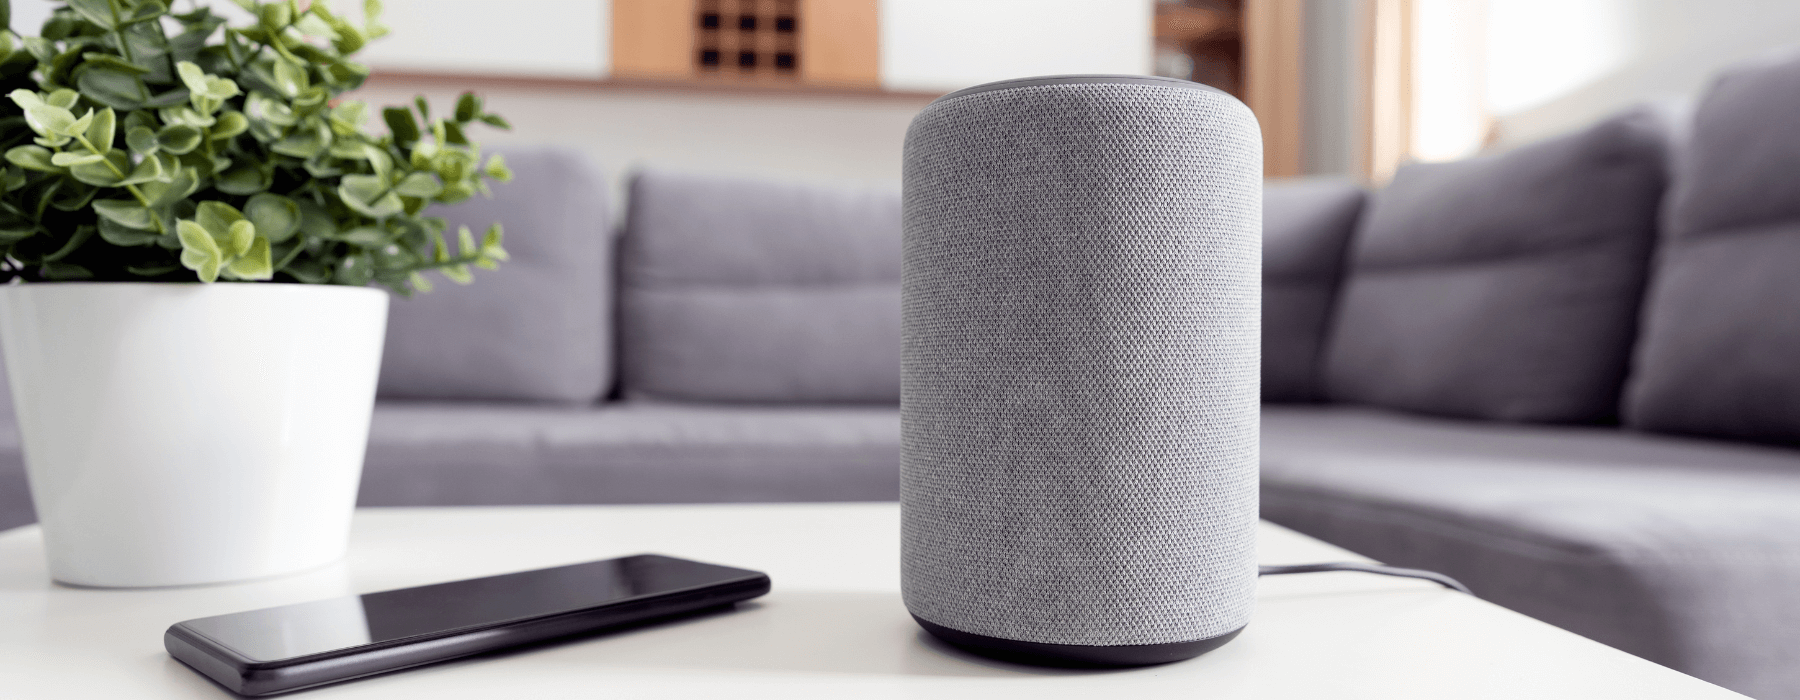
[165, 554, 770, 696]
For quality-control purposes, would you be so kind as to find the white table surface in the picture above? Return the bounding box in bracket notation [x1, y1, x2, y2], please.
[0, 504, 1743, 698]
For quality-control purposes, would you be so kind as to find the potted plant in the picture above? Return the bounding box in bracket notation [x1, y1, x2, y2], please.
[0, 0, 513, 587]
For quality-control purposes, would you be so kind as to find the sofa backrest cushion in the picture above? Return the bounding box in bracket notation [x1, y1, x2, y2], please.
[619, 170, 901, 403]
[378, 147, 612, 404]
[1322, 108, 1668, 423]
[1626, 54, 1800, 443]
[1263, 179, 1365, 403]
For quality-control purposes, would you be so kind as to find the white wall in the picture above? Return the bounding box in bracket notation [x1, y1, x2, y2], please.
[1485, 0, 1800, 148]
[7, 0, 607, 77]
[355, 0, 608, 78]
[879, 0, 1153, 93]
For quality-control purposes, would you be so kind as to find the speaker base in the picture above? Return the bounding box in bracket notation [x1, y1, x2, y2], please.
[914, 615, 1244, 668]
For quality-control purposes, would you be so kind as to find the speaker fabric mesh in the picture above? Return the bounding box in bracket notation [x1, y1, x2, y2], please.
[900, 78, 1262, 647]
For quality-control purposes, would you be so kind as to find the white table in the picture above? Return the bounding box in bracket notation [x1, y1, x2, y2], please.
[0, 504, 1743, 698]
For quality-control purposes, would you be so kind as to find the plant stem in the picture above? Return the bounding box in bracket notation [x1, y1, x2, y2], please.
[104, 0, 152, 102]
[75, 134, 163, 233]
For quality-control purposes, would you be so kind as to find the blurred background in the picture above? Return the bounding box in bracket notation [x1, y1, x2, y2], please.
[12, 0, 1798, 209]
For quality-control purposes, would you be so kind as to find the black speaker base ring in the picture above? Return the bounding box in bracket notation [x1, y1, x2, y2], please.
[914, 615, 1245, 668]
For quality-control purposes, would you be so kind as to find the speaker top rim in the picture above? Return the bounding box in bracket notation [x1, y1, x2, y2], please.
[932, 74, 1233, 105]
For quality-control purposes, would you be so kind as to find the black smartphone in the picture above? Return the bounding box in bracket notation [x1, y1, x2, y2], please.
[165, 554, 770, 696]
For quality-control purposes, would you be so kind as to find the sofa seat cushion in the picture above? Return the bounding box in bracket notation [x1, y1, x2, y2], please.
[1260, 404, 1800, 700]
[619, 170, 901, 403]
[360, 401, 900, 506]
[1322, 109, 1668, 423]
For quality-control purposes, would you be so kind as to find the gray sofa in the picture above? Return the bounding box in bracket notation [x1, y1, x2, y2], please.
[1, 52, 1798, 700]
[1262, 54, 1800, 700]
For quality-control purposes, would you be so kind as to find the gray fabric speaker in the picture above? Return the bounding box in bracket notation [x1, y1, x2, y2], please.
[900, 75, 1262, 666]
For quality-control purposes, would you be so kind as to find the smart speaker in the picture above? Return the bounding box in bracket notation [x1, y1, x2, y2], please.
[900, 75, 1262, 666]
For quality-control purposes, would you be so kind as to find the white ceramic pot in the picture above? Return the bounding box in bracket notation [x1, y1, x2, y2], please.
[0, 283, 387, 587]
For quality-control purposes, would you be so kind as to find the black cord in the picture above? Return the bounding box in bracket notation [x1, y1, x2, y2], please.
[1259, 562, 1473, 595]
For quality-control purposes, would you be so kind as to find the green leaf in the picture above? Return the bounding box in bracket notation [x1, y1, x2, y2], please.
[478, 113, 511, 130]
[115, 153, 165, 186]
[223, 234, 272, 280]
[443, 121, 468, 146]
[40, 225, 95, 262]
[215, 162, 270, 195]
[14, 91, 76, 139]
[195, 200, 245, 240]
[334, 252, 374, 286]
[258, 1, 292, 30]
[45, 89, 78, 110]
[85, 108, 116, 152]
[126, 264, 182, 277]
[68, 151, 132, 186]
[40, 262, 94, 280]
[244, 193, 301, 243]
[271, 56, 308, 98]
[98, 217, 161, 246]
[414, 96, 429, 122]
[337, 173, 402, 218]
[226, 219, 255, 257]
[454, 93, 480, 123]
[482, 223, 505, 253]
[176, 61, 209, 94]
[67, 0, 118, 29]
[126, 126, 159, 155]
[440, 264, 473, 285]
[47, 182, 98, 212]
[176, 219, 221, 282]
[0, 226, 38, 244]
[65, 110, 95, 139]
[22, 37, 54, 64]
[160, 106, 216, 130]
[210, 111, 248, 140]
[0, 0, 10, 33]
[79, 53, 151, 75]
[157, 124, 203, 154]
[93, 199, 154, 229]
[392, 171, 441, 198]
[50, 152, 105, 167]
[139, 166, 198, 207]
[483, 154, 512, 182]
[270, 120, 329, 158]
[383, 106, 419, 145]
[76, 68, 146, 110]
[339, 225, 388, 245]
[297, 199, 336, 238]
[294, 13, 338, 39]
[142, 88, 191, 109]
[328, 101, 368, 135]
[456, 225, 477, 256]
[124, 1, 166, 25]
[6, 145, 63, 173]
[285, 259, 329, 283]
[408, 272, 434, 294]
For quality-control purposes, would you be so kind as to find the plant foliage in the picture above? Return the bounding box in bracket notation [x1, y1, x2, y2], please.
[0, 0, 512, 292]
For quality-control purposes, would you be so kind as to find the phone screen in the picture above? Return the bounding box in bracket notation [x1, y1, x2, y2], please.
[179, 554, 759, 662]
